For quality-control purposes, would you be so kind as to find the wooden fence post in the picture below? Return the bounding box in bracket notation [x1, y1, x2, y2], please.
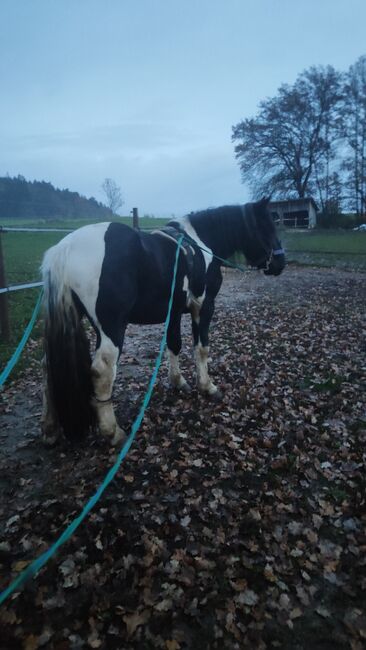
[132, 207, 139, 230]
[0, 229, 10, 341]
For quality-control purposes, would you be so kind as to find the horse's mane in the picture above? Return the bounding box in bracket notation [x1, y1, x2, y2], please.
[181, 202, 275, 260]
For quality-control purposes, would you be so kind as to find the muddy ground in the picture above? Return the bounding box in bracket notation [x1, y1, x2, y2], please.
[0, 266, 365, 649]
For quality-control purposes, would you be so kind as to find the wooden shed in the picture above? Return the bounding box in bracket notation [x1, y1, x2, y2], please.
[269, 198, 318, 228]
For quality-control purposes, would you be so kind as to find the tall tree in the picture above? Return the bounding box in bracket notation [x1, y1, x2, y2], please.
[232, 66, 342, 202]
[340, 56, 366, 216]
[101, 178, 124, 214]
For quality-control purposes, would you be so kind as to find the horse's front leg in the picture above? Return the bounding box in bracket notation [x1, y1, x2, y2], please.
[191, 297, 219, 397]
[167, 312, 189, 391]
[91, 332, 126, 446]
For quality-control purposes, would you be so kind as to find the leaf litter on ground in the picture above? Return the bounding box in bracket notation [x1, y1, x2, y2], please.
[0, 267, 365, 649]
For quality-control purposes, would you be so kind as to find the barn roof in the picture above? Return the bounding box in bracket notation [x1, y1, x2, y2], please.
[269, 197, 318, 211]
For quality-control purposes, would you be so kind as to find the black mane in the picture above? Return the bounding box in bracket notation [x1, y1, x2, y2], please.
[170, 200, 277, 264]
[188, 205, 244, 259]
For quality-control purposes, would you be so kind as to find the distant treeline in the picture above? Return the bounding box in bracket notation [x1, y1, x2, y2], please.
[0, 175, 114, 220]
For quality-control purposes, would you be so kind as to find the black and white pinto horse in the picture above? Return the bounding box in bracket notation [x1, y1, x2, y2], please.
[41, 198, 285, 446]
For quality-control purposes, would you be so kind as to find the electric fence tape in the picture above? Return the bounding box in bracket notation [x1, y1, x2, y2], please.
[0, 281, 44, 295]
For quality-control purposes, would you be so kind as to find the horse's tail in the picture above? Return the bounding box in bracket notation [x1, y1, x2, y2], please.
[42, 244, 96, 440]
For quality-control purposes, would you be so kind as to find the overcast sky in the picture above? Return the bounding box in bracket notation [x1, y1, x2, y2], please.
[1, 0, 365, 217]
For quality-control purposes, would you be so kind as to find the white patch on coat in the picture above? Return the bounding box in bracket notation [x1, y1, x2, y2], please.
[177, 215, 213, 271]
[91, 333, 125, 443]
[182, 275, 189, 308]
[168, 350, 187, 389]
[189, 289, 206, 322]
[175, 215, 213, 312]
[91, 333, 119, 399]
[194, 345, 218, 395]
[42, 222, 109, 328]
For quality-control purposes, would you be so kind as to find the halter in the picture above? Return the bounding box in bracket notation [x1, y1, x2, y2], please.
[240, 203, 285, 270]
[254, 245, 285, 271]
[264, 246, 285, 270]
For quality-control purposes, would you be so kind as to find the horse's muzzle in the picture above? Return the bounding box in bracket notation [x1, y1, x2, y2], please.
[263, 249, 285, 276]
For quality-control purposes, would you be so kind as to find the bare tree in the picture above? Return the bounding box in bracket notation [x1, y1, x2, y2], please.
[101, 178, 124, 214]
[232, 66, 342, 201]
[340, 56, 366, 216]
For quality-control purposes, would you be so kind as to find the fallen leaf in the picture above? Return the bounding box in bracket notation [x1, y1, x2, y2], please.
[123, 610, 151, 637]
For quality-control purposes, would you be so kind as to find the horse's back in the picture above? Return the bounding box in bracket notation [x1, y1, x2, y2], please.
[43, 221, 140, 282]
[42, 222, 185, 329]
[42, 222, 140, 321]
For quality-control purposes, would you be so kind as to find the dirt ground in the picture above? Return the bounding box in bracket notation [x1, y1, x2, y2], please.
[0, 266, 365, 649]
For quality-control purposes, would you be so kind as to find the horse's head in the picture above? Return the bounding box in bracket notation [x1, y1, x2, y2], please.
[244, 198, 285, 276]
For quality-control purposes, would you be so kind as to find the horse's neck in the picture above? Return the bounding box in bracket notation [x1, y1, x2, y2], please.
[184, 210, 244, 260]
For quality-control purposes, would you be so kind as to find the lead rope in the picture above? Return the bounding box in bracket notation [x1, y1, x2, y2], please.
[0, 237, 184, 606]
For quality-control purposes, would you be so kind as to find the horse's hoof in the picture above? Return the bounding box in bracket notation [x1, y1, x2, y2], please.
[41, 430, 61, 447]
[110, 426, 126, 447]
[177, 381, 191, 394]
[198, 383, 223, 401]
[208, 388, 223, 402]
[169, 378, 190, 393]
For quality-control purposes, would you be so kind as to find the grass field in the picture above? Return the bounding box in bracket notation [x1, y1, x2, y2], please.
[0, 222, 365, 378]
[281, 228, 366, 269]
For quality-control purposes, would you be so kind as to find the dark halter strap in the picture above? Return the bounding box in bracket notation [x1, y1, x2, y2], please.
[241, 204, 285, 267]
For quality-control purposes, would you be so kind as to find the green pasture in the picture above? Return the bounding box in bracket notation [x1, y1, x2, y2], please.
[0, 231, 61, 374]
[0, 224, 365, 381]
[280, 229, 366, 270]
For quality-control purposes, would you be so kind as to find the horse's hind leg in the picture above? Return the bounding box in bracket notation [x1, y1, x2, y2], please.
[91, 333, 125, 446]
